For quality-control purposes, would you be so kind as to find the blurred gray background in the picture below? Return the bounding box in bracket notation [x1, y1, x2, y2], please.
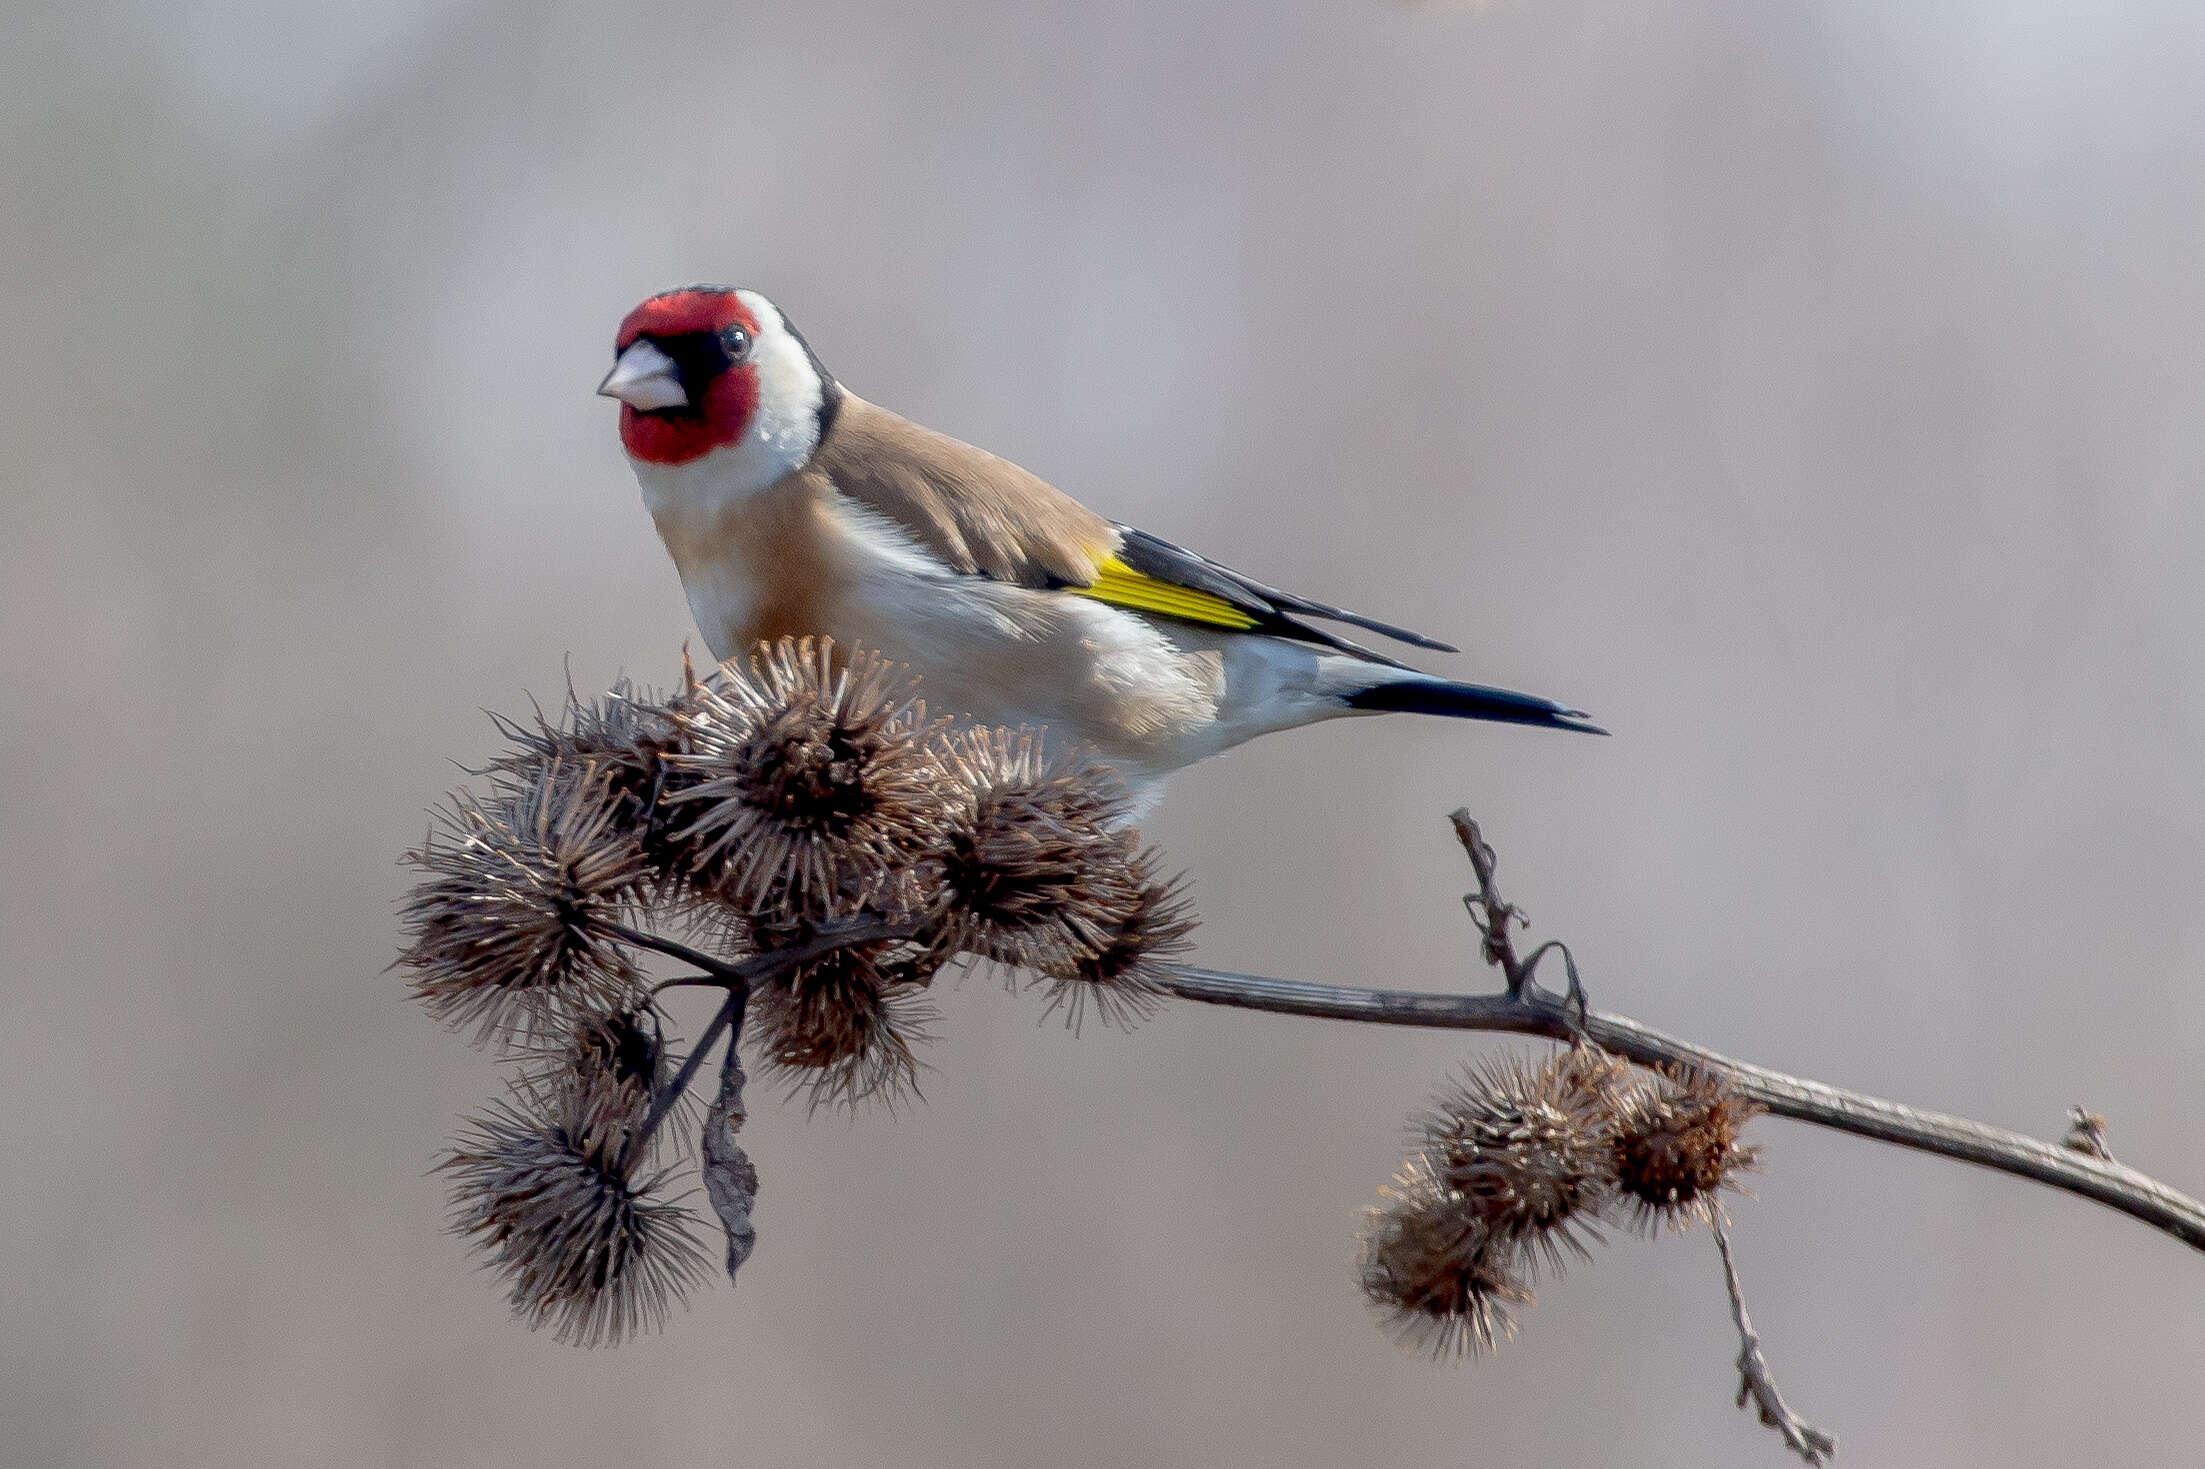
[6, 1, 2203, 1463]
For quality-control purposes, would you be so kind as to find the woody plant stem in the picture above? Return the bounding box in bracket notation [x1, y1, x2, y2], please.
[600, 917, 920, 1162]
[1156, 811, 2205, 1256]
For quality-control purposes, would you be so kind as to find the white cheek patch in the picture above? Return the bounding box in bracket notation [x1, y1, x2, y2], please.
[733, 287, 826, 486]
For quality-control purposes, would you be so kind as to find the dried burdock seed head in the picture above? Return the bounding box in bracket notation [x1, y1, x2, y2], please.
[1359, 1152, 1533, 1358]
[564, 1006, 668, 1099]
[1027, 840, 1193, 1032]
[1413, 1047, 1624, 1272]
[530, 1005, 687, 1150]
[1610, 1064, 1762, 1235]
[745, 917, 941, 1114]
[487, 676, 702, 885]
[667, 639, 957, 919]
[931, 729, 1142, 971]
[399, 761, 648, 1046]
[439, 1075, 711, 1347]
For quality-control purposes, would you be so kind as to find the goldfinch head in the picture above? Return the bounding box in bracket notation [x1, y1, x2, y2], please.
[599, 285, 839, 476]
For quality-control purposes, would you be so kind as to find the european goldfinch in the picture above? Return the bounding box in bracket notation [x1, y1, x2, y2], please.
[600, 285, 1602, 802]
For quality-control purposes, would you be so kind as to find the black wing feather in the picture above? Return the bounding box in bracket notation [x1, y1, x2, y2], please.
[1110, 526, 1459, 667]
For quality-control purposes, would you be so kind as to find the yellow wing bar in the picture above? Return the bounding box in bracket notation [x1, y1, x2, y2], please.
[1076, 557, 1261, 630]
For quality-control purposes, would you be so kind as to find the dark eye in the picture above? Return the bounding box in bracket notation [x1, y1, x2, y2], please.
[721, 325, 753, 363]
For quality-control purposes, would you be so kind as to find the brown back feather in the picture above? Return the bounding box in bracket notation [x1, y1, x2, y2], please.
[811, 395, 1116, 588]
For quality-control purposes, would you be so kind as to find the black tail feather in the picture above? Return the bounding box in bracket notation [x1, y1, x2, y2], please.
[1344, 677, 1608, 735]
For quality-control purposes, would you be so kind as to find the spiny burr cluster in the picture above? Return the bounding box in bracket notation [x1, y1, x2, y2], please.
[403, 761, 650, 1047]
[398, 638, 1195, 1344]
[1359, 1049, 1762, 1357]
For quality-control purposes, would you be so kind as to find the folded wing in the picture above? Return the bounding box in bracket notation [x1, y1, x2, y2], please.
[1089, 526, 1459, 667]
[816, 397, 1458, 667]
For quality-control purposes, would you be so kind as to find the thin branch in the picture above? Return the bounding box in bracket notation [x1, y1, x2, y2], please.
[1153, 814, 2205, 1257]
[1452, 808, 1535, 996]
[650, 973, 740, 997]
[626, 986, 745, 1166]
[1713, 1216, 1837, 1465]
[609, 916, 914, 1163]
[602, 917, 919, 988]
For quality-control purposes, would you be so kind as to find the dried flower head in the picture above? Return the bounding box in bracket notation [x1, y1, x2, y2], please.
[439, 1074, 710, 1346]
[1359, 1152, 1533, 1358]
[1414, 1047, 1624, 1272]
[931, 729, 1141, 971]
[1610, 1064, 1762, 1234]
[561, 1006, 669, 1099]
[487, 674, 702, 885]
[400, 762, 648, 1046]
[668, 639, 956, 919]
[744, 916, 942, 1113]
[1027, 840, 1193, 1032]
[526, 1004, 696, 1157]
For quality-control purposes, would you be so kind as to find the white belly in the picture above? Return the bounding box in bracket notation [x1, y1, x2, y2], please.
[838, 570, 1218, 789]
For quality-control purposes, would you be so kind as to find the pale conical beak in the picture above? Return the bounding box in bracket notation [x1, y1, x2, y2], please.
[596, 339, 688, 411]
